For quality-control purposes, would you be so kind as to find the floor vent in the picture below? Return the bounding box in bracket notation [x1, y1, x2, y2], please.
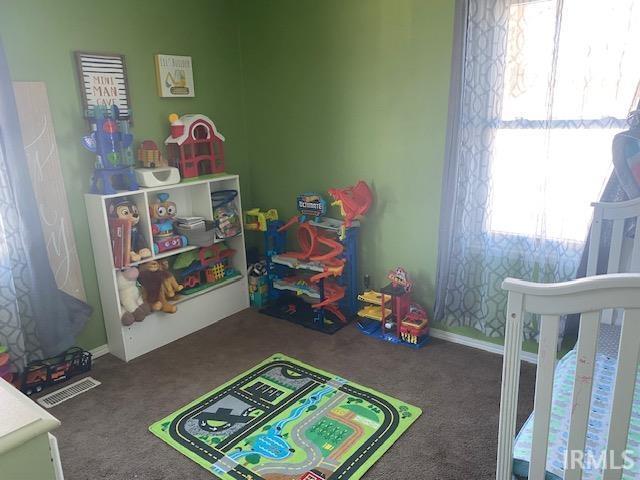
[37, 377, 101, 408]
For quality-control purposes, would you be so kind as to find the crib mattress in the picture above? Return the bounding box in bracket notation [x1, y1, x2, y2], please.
[512, 337, 640, 479]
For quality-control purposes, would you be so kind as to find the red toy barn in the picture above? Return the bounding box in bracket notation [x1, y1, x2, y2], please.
[165, 113, 225, 178]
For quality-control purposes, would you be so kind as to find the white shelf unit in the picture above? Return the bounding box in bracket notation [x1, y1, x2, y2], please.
[84, 174, 249, 362]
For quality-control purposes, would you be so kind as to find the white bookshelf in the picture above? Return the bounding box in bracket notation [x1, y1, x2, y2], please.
[84, 174, 249, 362]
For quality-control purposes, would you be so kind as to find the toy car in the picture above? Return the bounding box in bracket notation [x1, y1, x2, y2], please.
[20, 347, 92, 396]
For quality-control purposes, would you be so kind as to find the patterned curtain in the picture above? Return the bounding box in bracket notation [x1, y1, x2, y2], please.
[0, 38, 91, 370]
[0, 132, 45, 369]
[435, 0, 640, 341]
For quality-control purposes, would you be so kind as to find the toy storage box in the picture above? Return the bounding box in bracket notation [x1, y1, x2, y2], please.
[84, 174, 249, 362]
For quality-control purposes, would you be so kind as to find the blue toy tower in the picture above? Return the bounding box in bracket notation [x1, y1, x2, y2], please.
[259, 192, 362, 334]
[82, 105, 138, 194]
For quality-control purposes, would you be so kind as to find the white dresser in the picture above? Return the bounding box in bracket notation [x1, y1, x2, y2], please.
[0, 378, 63, 480]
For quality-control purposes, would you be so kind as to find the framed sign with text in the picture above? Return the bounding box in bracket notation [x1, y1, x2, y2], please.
[75, 51, 131, 119]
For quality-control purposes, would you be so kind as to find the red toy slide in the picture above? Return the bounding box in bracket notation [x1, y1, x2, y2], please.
[313, 282, 346, 323]
[278, 222, 345, 282]
[277, 220, 347, 320]
[328, 180, 373, 227]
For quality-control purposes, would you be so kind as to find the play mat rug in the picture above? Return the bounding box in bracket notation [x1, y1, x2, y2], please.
[149, 354, 421, 480]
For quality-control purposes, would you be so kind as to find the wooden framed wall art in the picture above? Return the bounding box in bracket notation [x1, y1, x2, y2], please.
[155, 54, 195, 98]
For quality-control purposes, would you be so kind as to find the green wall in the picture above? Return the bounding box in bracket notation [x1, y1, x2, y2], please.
[238, 0, 455, 305]
[0, 0, 249, 350]
[1, 0, 458, 351]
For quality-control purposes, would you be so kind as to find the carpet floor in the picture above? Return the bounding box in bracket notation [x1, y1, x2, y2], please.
[48, 309, 535, 480]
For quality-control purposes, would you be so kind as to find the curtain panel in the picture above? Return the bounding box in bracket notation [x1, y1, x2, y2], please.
[435, 0, 640, 340]
[0, 37, 91, 369]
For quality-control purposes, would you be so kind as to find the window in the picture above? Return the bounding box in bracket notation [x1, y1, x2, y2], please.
[486, 0, 640, 242]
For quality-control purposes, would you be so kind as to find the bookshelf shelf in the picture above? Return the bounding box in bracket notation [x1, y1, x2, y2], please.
[84, 175, 249, 362]
[119, 245, 198, 269]
[170, 273, 243, 305]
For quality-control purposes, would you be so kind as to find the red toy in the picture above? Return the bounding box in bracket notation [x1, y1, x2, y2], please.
[357, 267, 429, 347]
[277, 222, 345, 282]
[154, 235, 186, 253]
[399, 303, 429, 344]
[182, 272, 202, 290]
[313, 282, 346, 322]
[387, 267, 413, 292]
[264, 184, 371, 334]
[173, 244, 237, 293]
[276, 220, 347, 320]
[165, 113, 225, 178]
[299, 471, 325, 480]
[328, 180, 373, 227]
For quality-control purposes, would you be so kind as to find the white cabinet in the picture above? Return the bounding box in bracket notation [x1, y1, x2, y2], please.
[0, 378, 62, 480]
[85, 175, 249, 362]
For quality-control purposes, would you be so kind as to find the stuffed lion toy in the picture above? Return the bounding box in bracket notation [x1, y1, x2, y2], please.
[137, 260, 183, 314]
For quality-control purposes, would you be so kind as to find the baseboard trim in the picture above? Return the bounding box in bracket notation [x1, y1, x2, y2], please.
[89, 344, 110, 359]
[430, 328, 538, 364]
[89, 334, 538, 364]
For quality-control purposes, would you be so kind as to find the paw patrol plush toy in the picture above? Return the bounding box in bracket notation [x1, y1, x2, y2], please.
[149, 193, 188, 254]
[108, 198, 152, 262]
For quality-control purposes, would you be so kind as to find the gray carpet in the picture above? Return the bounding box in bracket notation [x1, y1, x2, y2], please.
[48, 309, 535, 480]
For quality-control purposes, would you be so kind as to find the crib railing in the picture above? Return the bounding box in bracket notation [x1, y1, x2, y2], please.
[496, 273, 640, 480]
[588, 198, 640, 325]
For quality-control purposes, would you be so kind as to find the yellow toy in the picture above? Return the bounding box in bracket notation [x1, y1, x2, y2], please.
[165, 70, 187, 89]
[357, 291, 392, 322]
[244, 208, 279, 232]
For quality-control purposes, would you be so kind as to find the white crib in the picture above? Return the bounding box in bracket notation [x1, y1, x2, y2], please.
[587, 197, 640, 325]
[495, 197, 640, 479]
[496, 273, 640, 480]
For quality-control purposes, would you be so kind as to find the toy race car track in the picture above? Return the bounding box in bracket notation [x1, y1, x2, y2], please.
[260, 297, 347, 335]
[150, 354, 421, 480]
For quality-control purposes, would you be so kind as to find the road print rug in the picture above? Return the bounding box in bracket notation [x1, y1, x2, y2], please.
[149, 354, 421, 480]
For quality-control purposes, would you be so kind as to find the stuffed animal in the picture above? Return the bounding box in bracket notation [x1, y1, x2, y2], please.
[157, 259, 183, 297]
[137, 260, 183, 314]
[108, 198, 152, 262]
[149, 193, 187, 254]
[116, 267, 151, 325]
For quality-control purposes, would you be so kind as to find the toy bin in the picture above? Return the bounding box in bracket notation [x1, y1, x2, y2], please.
[211, 189, 241, 240]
